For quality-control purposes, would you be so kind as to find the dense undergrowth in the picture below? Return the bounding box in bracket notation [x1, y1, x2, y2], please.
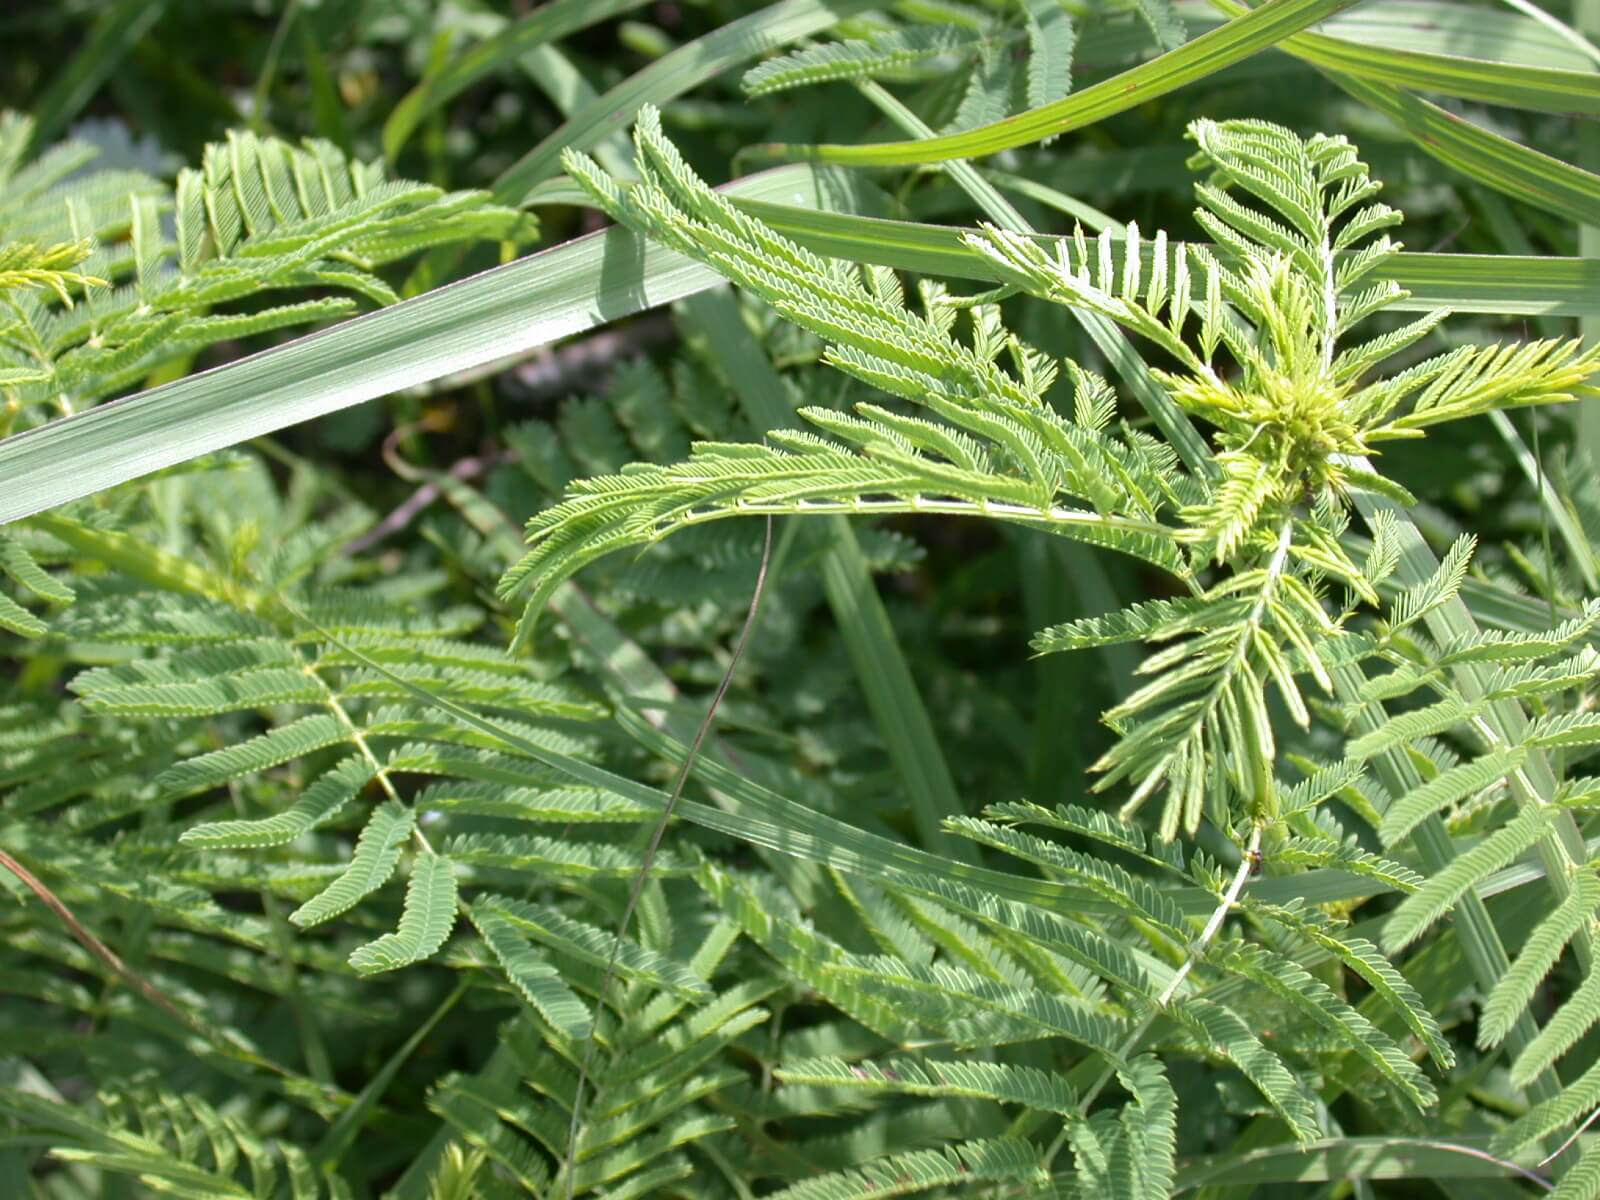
[3, 0, 1600, 1197]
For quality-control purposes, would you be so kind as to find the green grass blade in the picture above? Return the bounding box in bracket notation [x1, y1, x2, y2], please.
[381, 0, 652, 162]
[25, 0, 168, 151]
[1086, 1, 1600, 73]
[1488, 410, 1600, 593]
[750, 0, 1354, 165]
[1294, 31, 1600, 115]
[1207, 0, 1600, 114]
[1582, 0, 1600, 467]
[1319, 0, 1600, 70]
[492, 0, 877, 204]
[310, 979, 468, 1170]
[1334, 71, 1600, 227]
[1180, 1136, 1548, 1187]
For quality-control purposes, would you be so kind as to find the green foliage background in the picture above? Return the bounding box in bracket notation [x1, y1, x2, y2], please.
[2, 0, 1600, 1197]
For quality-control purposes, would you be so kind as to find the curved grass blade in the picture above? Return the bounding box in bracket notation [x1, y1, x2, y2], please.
[1181, 1136, 1554, 1188]
[1334, 72, 1600, 228]
[748, 0, 1355, 165]
[1281, 25, 1600, 115]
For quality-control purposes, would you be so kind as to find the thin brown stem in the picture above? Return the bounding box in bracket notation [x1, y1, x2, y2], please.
[0, 844, 192, 1027]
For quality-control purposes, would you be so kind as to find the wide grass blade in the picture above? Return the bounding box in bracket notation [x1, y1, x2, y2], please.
[6, 177, 1597, 528]
[0, 166, 862, 525]
[1334, 72, 1600, 227]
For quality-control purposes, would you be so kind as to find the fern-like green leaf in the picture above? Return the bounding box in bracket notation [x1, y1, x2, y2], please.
[1019, 0, 1075, 115]
[1551, 1140, 1600, 1200]
[444, 832, 688, 878]
[0, 534, 74, 604]
[290, 799, 414, 928]
[764, 1138, 1046, 1199]
[477, 895, 709, 1001]
[776, 1055, 1077, 1114]
[1382, 804, 1557, 952]
[471, 904, 593, 1040]
[0, 587, 46, 637]
[1118, 1054, 1178, 1200]
[1265, 837, 1421, 893]
[71, 666, 324, 717]
[181, 755, 374, 850]
[1377, 745, 1526, 847]
[1510, 962, 1600, 1090]
[158, 713, 349, 798]
[1209, 939, 1435, 1109]
[348, 852, 458, 975]
[742, 27, 992, 96]
[1167, 997, 1320, 1143]
[1481, 870, 1600, 1050]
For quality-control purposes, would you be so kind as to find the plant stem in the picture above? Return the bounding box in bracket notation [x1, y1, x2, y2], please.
[1158, 824, 1264, 1008]
[1043, 823, 1264, 1169]
[559, 516, 773, 1200]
